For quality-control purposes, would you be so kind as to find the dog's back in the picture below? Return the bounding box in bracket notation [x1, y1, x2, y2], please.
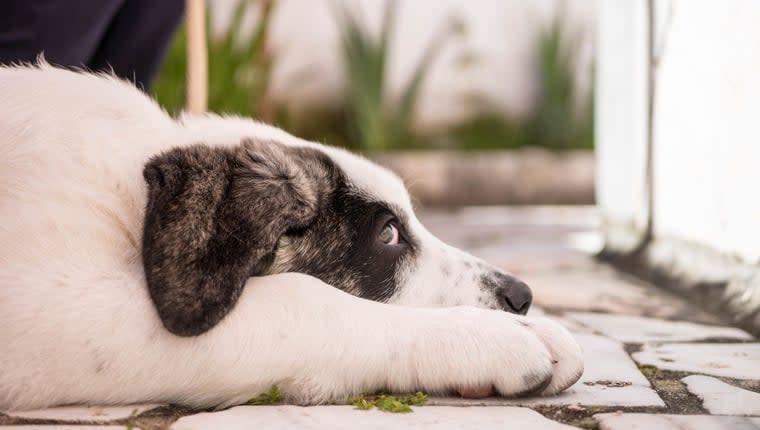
[0, 64, 176, 293]
[0, 63, 175, 258]
[0, 64, 179, 408]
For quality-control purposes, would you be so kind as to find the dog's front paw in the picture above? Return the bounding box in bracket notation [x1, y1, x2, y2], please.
[515, 315, 584, 395]
[412, 308, 583, 398]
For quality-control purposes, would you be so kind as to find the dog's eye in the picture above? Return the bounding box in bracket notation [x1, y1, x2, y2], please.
[378, 223, 400, 245]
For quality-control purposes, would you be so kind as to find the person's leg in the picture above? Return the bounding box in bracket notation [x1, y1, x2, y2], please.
[0, 1, 123, 67]
[89, 0, 184, 90]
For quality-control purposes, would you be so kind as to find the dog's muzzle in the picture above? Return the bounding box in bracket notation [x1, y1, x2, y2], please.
[484, 272, 533, 315]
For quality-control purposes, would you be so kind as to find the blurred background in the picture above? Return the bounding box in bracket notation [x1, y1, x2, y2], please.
[153, 0, 596, 206]
[152, 0, 760, 331]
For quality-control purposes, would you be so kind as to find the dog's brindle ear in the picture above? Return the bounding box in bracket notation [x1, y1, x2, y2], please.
[142, 139, 328, 336]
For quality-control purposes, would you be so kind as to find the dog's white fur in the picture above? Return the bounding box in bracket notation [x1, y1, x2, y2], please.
[0, 64, 583, 410]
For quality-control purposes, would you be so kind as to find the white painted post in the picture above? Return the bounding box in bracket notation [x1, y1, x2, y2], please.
[595, 0, 650, 253]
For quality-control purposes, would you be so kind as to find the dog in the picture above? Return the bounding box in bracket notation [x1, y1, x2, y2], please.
[0, 63, 583, 410]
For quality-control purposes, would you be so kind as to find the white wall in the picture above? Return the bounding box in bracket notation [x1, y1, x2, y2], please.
[211, 0, 595, 128]
[594, 0, 649, 251]
[652, 1, 760, 264]
[597, 0, 760, 265]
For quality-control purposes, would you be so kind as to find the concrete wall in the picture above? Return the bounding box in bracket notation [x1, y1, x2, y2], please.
[211, 0, 595, 128]
[597, 0, 760, 331]
[594, 0, 649, 252]
[597, 0, 760, 265]
[651, 1, 760, 265]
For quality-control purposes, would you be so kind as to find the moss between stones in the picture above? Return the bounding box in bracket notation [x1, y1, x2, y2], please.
[246, 385, 282, 405]
[349, 391, 428, 413]
[634, 365, 706, 414]
[532, 405, 666, 430]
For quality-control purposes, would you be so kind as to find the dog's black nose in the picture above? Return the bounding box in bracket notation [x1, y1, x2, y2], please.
[490, 272, 532, 315]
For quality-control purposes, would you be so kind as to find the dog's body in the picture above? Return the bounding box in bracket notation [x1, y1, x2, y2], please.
[0, 64, 582, 410]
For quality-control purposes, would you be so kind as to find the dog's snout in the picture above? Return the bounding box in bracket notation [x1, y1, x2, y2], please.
[489, 272, 532, 315]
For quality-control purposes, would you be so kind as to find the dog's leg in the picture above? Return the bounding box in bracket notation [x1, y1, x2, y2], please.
[166, 273, 583, 408]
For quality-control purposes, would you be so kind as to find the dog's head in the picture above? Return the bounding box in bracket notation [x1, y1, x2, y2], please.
[142, 137, 532, 336]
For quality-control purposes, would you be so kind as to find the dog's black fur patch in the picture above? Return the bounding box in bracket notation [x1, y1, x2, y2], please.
[269, 186, 417, 302]
[142, 139, 415, 336]
[142, 139, 335, 336]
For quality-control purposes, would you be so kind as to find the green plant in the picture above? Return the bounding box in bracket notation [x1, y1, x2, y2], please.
[433, 113, 527, 151]
[432, 13, 594, 152]
[349, 391, 428, 413]
[152, 0, 276, 117]
[246, 385, 282, 405]
[151, 22, 187, 114]
[333, 0, 458, 151]
[526, 15, 594, 149]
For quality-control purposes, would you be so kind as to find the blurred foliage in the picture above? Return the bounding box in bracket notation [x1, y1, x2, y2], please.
[437, 15, 593, 151]
[432, 113, 528, 151]
[526, 15, 594, 150]
[151, 1, 593, 151]
[332, 0, 457, 151]
[152, 0, 275, 117]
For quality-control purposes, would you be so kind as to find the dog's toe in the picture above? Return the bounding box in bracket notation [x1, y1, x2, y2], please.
[522, 317, 584, 395]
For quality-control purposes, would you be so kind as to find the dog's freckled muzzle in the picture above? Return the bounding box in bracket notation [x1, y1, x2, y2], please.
[483, 272, 533, 315]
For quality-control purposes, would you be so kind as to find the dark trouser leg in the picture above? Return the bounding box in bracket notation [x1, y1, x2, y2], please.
[0, 1, 124, 68]
[89, 0, 184, 90]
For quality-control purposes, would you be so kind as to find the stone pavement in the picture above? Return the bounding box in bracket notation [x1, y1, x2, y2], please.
[2, 206, 758, 429]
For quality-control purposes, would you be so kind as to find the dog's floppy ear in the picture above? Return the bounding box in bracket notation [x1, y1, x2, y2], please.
[142, 139, 329, 336]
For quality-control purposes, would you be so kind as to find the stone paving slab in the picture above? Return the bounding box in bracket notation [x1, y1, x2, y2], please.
[428, 333, 665, 408]
[3, 405, 161, 423]
[633, 343, 760, 379]
[523, 271, 712, 320]
[682, 375, 760, 416]
[474, 247, 596, 274]
[530, 307, 594, 333]
[565, 313, 754, 343]
[529, 307, 595, 334]
[594, 413, 760, 430]
[171, 406, 576, 430]
[419, 207, 601, 275]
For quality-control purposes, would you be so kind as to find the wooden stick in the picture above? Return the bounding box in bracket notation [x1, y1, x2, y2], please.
[186, 0, 208, 114]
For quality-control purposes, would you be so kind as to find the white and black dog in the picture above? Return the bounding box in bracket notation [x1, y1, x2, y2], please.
[0, 64, 583, 410]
